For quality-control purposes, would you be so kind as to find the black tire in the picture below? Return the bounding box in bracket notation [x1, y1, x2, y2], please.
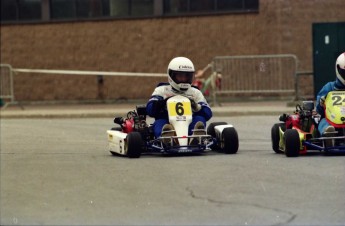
[126, 132, 142, 158]
[271, 123, 285, 153]
[284, 129, 300, 157]
[207, 122, 227, 137]
[221, 127, 239, 154]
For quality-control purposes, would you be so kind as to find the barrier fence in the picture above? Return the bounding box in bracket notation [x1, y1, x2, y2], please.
[295, 71, 314, 100]
[0, 64, 15, 107]
[1, 54, 306, 106]
[210, 54, 298, 104]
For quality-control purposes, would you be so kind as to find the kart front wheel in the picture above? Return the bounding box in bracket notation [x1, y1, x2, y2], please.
[284, 129, 300, 157]
[126, 132, 142, 158]
[271, 123, 285, 153]
[221, 127, 239, 154]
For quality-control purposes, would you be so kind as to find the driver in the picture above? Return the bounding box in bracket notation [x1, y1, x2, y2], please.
[316, 52, 345, 136]
[146, 57, 212, 144]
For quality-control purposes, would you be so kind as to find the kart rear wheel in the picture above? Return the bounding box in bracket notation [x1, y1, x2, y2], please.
[126, 132, 142, 158]
[271, 123, 285, 153]
[284, 129, 300, 157]
[221, 127, 239, 154]
[207, 122, 227, 137]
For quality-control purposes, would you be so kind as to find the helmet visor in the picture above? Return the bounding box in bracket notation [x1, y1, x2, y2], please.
[170, 71, 194, 85]
[337, 64, 345, 79]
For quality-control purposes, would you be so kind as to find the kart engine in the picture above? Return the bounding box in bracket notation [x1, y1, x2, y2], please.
[113, 105, 151, 139]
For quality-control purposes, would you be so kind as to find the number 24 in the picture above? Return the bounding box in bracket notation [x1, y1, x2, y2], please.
[332, 95, 345, 106]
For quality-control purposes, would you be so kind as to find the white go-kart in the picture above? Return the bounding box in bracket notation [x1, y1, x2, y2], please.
[107, 95, 239, 158]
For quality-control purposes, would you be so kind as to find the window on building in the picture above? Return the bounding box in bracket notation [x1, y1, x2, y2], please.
[18, 0, 42, 20]
[1, 0, 18, 21]
[217, 0, 242, 10]
[190, 0, 214, 12]
[75, 0, 106, 18]
[163, 0, 259, 15]
[131, 0, 153, 16]
[109, 0, 128, 17]
[1, 0, 259, 23]
[1, 0, 42, 21]
[51, 0, 110, 20]
[50, 0, 76, 19]
[244, 0, 259, 9]
[163, 0, 188, 14]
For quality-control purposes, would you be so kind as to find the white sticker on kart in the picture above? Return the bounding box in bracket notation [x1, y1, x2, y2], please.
[341, 106, 345, 115]
[176, 116, 187, 121]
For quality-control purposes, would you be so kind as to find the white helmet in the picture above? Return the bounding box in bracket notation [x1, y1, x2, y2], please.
[167, 57, 195, 92]
[336, 52, 345, 85]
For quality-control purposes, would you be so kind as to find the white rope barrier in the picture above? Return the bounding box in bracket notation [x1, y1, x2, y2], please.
[12, 68, 166, 77]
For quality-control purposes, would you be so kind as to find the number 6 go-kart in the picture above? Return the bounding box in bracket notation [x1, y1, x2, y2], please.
[271, 91, 345, 157]
[107, 95, 239, 158]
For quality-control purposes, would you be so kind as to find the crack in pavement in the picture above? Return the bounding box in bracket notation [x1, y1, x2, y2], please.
[186, 187, 297, 226]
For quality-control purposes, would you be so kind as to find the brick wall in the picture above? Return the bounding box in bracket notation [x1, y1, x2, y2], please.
[1, 0, 344, 102]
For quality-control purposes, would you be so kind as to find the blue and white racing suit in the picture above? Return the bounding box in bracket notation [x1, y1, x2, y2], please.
[146, 83, 212, 138]
[316, 79, 345, 135]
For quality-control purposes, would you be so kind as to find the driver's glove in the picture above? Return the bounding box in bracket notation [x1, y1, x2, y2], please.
[114, 117, 124, 125]
[320, 96, 326, 108]
[190, 99, 202, 112]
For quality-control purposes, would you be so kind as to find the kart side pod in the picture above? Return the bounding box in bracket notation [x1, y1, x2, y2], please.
[107, 130, 127, 155]
[214, 124, 234, 140]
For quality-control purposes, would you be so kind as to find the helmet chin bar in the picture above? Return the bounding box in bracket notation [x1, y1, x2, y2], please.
[170, 82, 191, 93]
[335, 53, 345, 85]
[336, 65, 345, 86]
[337, 64, 345, 77]
[179, 83, 191, 91]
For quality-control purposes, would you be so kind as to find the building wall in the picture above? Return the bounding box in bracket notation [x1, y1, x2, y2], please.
[1, 0, 344, 102]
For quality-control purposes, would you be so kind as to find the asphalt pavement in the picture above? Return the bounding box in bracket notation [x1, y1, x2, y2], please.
[2, 116, 344, 225]
[0, 100, 296, 118]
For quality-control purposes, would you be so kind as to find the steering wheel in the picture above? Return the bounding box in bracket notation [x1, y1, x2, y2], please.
[296, 104, 305, 118]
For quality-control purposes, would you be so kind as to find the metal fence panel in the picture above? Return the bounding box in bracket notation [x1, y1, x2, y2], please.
[0, 64, 14, 103]
[212, 54, 298, 97]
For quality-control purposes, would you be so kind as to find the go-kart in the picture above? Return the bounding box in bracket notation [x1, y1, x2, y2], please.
[107, 95, 239, 158]
[271, 91, 345, 157]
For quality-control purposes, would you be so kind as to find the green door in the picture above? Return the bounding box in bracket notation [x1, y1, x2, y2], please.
[313, 22, 345, 97]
